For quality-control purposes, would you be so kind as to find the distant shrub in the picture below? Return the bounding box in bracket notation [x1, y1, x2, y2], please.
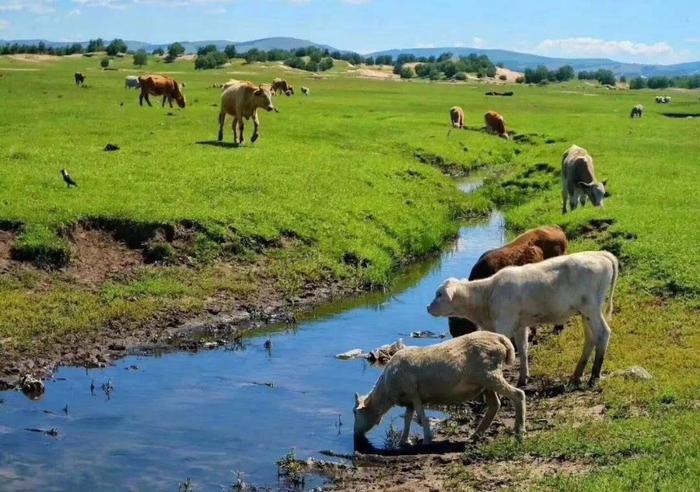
[499, 74, 507, 81]
[455, 71, 467, 81]
[399, 66, 415, 79]
[515, 76, 524, 83]
[132, 49, 147, 67]
[100, 57, 111, 68]
[152, 47, 164, 56]
[195, 49, 227, 69]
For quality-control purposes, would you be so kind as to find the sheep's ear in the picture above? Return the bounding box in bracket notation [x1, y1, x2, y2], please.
[445, 284, 456, 302]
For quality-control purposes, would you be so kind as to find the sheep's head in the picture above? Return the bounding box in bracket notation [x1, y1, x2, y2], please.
[353, 393, 380, 437]
[427, 277, 461, 317]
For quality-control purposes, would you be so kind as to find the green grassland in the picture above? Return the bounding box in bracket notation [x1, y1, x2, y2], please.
[1, 54, 699, 489]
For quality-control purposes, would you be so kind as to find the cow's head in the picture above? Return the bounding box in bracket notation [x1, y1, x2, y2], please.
[255, 85, 276, 112]
[353, 393, 380, 438]
[579, 179, 608, 207]
[286, 86, 294, 96]
[427, 277, 461, 317]
[174, 83, 186, 108]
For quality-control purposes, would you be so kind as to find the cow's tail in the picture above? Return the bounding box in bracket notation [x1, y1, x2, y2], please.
[496, 334, 516, 365]
[605, 252, 619, 320]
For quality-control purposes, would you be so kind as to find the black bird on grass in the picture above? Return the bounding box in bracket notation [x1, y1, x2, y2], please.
[60, 169, 78, 188]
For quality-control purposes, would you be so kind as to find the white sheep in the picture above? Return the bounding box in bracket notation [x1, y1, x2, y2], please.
[353, 331, 526, 445]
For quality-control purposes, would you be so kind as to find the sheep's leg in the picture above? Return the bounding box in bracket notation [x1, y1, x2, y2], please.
[571, 319, 596, 385]
[484, 375, 526, 438]
[400, 406, 414, 445]
[513, 326, 530, 387]
[562, 186, 568, 214]
[588, 311, 612, 385]
[412, 398, 432, 444]
[470, 390, 501, 440]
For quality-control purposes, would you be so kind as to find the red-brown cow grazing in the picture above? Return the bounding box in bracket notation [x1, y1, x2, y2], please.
[137, 75, 186, 108]
[271, 78, 294, 96]
[74, 72, 85, 86]
[484, 111, 509, 139]
[449, 226, 568, 337]
[450, 106, 465, 129]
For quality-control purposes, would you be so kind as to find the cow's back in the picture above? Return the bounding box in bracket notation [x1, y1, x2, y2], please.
[562, 145, 597, 185]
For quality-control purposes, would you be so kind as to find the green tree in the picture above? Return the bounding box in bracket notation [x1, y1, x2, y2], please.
[555, 64, 575, 81]
[133, 49, 148, 66]
[100, 57, 111, 68]
[629, 77, 646, 89]
[318, 57, 334, 71]
[86, 38, 104, 52]
[197, 44, 218, 56]
[167, 42, 185, 61]
[224, 44, 237, 59]
[106, 39, 127, 56]
[152, 47, 164, 56]
[399, 66, 415, 79]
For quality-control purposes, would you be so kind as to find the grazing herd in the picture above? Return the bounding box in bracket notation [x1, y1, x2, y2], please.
[66, 69, 645, 447]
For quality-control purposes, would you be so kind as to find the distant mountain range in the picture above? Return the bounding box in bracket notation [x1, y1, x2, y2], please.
[2, 37, 698, 77]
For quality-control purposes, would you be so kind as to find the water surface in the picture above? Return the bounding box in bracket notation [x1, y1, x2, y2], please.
[0, 182, 505, 491]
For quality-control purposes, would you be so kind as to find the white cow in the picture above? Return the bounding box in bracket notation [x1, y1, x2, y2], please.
[427, 251, 619, 387]
[125, 75, 140, 89]
[561, 145, 608, 214]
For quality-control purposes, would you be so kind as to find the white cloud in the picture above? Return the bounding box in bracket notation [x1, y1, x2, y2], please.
[67, 9, 81, 16]
[342, 0, 372, 4]
[0, 19, 9, 30]
[0, 1, 55, 15]
[535, 37, 679, 63]
[472, 36, 484, 48]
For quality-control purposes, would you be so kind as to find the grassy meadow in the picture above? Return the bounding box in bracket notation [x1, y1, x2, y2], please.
[1, 53, 699, 489]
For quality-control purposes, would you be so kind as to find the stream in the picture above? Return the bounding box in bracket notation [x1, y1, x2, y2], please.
[0, 178, 506, 491]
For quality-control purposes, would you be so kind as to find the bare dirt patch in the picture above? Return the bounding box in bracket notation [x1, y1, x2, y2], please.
[495, 67, 524, 83]
[66, 227, 144, 286]
[354, 68, 399, 80]
[0, 230, 16, 275]
[6, 54, 59, 63]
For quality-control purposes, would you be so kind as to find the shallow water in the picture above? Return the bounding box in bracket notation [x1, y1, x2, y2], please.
[0, 181, 506, 491]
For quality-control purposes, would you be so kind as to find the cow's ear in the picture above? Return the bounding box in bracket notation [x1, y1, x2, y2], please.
[578, 181, 593, 188]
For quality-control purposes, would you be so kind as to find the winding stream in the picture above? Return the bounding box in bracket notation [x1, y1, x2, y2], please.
[0, 178, 506, 491]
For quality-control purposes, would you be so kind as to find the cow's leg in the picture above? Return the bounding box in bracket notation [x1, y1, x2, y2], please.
[482, 374, 526, 439]
[162, 95, 166, 108]
[412, 398, 432, 444]
[470, 390, 500, 440]
[580, 192, 588, 207]
[231, 117, 238, 144]
[400, 406, 414, 445]
[168, 97, 173, 108]
[571, 317, 596, 385]
[251, 112, 261, 143]
[217, 113, 226, 142]
[513, 326, 530, 387]
[143, 93, 152, 107]
[588, 310, 611, 385]
[569, 186, 578, 212]
[237, 118, 245, 145]
[139, 91, 144, 106]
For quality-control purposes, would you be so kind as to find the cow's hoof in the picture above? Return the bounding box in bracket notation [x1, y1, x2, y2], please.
[251, 134, 259, 143]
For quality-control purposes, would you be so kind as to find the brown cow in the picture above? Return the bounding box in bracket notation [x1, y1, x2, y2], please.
[137, 75, 186, 108]
[484, 111, 509, 139]
[74, 72, 85, 86]
[450, 106, 465, 129]
[217, 81, 277, 145]
[271, 78, 294, 96]
[449, 225, 568, 337]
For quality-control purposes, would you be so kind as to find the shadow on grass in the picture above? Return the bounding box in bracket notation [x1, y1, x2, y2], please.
[195, 140, 240, 149]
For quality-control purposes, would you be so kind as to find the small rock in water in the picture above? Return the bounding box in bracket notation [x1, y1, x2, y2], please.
[20, 374, 45, 399]
[409, 330, 444, 339]
[335, 349, 368, 360]
[611, 366, 653, 381]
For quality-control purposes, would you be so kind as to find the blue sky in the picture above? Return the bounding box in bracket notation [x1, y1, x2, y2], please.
[1, 0, 698, 63]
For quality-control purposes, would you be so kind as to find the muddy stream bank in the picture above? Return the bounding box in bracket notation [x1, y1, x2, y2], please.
[0, 178, 506, 491]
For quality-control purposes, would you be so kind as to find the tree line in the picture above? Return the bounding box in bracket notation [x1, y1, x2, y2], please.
[628, 74, 700, 90]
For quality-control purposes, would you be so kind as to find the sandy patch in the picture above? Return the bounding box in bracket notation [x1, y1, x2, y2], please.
[495, 67, 524, 83]
[354, 68, 399, 80]
[0, 67, 41, 71]
[5, 54, 58, 63]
